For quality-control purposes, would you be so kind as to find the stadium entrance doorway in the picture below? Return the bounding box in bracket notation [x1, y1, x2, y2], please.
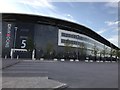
[10, 49, 36, 60]
[10, 49, 27, 59]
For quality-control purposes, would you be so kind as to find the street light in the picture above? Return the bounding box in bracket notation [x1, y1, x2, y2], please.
[14, 27, 17, 51]
[77, 35, 79, 60]
[80, 43, 85, 60]
[12, 26, 17, 59]
[11, 27, 17, 59]
[110, 43, 112, 62]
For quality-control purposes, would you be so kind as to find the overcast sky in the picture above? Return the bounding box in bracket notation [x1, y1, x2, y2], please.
[0, 0, 119, 47]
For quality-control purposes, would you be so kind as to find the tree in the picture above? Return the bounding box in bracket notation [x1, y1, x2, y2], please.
[26, 37, 35, 59]
[117, 50, 120, 57]
[116, 50, 120, 61]
[64, 39, 72, 52]
[101, 45, 108, 61]
[99, 50, 103, 60]
[101, 49, 105, 59]
[64, 39, 73, 59]
[46, 42, 54, 59]
[26, 37, 35, 51]
[109, 48, 116, 61]
[113, 50, 120, 61]
[79, 42, 86, 60]
[91, 43, 98, 61]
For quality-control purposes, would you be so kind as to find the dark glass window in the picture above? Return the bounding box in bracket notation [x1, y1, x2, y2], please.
[61, 32, 104, 50]
[61, 33, 66, 37]
[61, 39, 80, 45]
[61, 39, 66, 43]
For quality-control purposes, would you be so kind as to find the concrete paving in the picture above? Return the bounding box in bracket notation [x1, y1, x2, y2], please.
[2, 59, 20, 69]
[2, 77, 66, 88]
[2, 59, 67, 89]
[2, 60, 118, 88]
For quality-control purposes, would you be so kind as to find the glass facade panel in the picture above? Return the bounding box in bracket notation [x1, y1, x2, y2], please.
[59, 29, 113, 58]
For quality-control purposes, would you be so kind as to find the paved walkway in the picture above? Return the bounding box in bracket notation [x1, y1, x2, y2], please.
[2, 59, 67, 89]
[2, 77, 66, 88]
[2, 59, 118, 88]
[2, 59, 20, 69]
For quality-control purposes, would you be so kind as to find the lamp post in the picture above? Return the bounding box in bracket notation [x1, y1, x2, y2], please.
[80, 43, 84, 61]
[103, 45, 106, 61]
[110, 43, 112, 62]
[77, 35, 79, 60]
[14, 27, 17, 50]
[12, 27, 17, 59]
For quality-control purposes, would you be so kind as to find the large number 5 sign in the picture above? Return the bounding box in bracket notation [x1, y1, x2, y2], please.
[21, 40, 26, 48]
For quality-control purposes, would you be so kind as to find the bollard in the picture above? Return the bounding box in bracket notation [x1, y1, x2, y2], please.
[17, 55, 19, 59]
[90, 60, 93, 62]
[85, 60, 88, 62]
[75, 59, 79, 62]
[61, 59, 65, 61]
[40, 58, 44, 61]
[70, 59, 74, 62]
[96, 61, 100, 62]
[112, 61, 116, 63]
[54, 58, 58, 61]
[100, 61, 103, 62]
[5, 55, 7, 59]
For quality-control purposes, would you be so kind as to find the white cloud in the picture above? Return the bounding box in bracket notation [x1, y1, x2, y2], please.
[96, 29, 107, 34]
[50, 0, 119, 2]
[96, 21, 119, 35]
[0, 0, 79, 24]
[66, 14, 73, 19]
[98, 21, 119, 46]
[0, 0, 18, 13]
[104, 2, 118, 15]
[105, 21, 119, 26]
[0, 0, 55, 13]
[107, 35, 118, 47]
[63, 14, 79, 23]
[18, 0, 55, 10]
[104, 21, 119, 32]
[105, 2, 118, 8]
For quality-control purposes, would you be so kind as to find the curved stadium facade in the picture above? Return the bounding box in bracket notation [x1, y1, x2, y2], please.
[2, 13, 120, 61]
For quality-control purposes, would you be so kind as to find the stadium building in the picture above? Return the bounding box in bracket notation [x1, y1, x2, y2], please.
[2, 13, 120, 61]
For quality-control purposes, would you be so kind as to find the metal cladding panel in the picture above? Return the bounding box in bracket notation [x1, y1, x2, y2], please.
[15, 22, 34, 49]
[34, 24, 58, 49]
[34, 24, 58, 59]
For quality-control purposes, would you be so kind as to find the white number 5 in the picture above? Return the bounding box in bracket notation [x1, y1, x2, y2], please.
[21, 40, 26, 48]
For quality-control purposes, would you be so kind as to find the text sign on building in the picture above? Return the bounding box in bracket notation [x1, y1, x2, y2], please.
[5, 24, 11, 48]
